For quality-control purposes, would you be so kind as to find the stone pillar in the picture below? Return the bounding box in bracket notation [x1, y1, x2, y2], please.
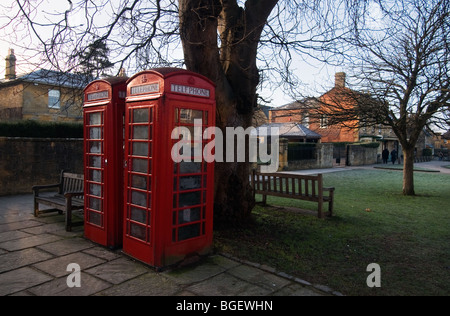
[278, 138, 289, 171]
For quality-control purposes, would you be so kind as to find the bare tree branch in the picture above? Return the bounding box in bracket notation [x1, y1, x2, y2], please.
[318, 0, 450, 195]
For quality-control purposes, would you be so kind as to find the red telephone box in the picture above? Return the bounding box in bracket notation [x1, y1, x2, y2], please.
[83, 77, 128, 248]
[123, 68, 215, 268]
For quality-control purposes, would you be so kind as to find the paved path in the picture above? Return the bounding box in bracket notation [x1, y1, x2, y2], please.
[413, 160, 450, 174]
[279, 160, 450, 175]
[0, 194, 338, 297]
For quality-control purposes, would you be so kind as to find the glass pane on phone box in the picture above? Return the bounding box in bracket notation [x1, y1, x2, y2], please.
[133, 126, 148, 139]
[90, 142, 102, 154]
[89, 156, 101, 168]
[132, 158, 148, 173]
[133, 142, 148, 156]
[179, 109, 203, 123]
[89, 112, 102, 125]
[178, 207, 201, 224]
[89, 211, 102, 226]
[89, 127, 102, 139]
[133, 108, 149, 123]
[90, 169, 102, 183]
[192, 110, 203, 120]
[90, 184, 101, 197]
[179, 191, 201, 207]
[179, 176, 202, 191]
[89, 197, 102, 211]
[179, 109, 191, 122]
[132, 191, 147, 207]
[132, 175, 147, 190]
[130, 223, 146, 241]
[178, 223, 201, 241]
[178, 161, 201, 174]
[130, 207, 147, 224]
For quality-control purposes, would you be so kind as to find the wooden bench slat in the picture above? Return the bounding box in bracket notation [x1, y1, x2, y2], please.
[252, 170, 335, 218]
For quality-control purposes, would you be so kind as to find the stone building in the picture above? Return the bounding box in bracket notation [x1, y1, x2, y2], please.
[269, 73, 360, 143]
[0, 49, 88, 122]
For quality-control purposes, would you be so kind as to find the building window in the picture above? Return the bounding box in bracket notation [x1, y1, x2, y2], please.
[320, 115, 328, 129]
[48, 90, 60, 109]
[302, 114, 310, 128]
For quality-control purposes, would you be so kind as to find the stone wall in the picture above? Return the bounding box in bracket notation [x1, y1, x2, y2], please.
[0, 107, 22, 121]
[0, 137, 83, 195]
[0, 83, 24, 121]
[284, 143, 334, 170]
[346, 144, 378, 166]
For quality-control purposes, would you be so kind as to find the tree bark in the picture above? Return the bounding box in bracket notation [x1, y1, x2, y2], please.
[178, 0, 277, 226]
[402, 147, 415, 196]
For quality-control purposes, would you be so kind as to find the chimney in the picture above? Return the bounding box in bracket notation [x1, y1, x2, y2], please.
[118, 68, 127, 77]
[335, 72, 346, 88]
[5, 48, 16, 80]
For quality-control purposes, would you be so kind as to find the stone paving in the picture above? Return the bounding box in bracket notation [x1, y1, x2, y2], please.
[0, 194, 336, 296]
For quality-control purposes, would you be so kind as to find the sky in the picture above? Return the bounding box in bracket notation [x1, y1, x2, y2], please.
[0, 0, 342, 108]
[0, 42, 341, 109]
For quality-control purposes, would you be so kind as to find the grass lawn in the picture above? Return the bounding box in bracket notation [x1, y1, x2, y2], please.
[213, 169, 450, 296]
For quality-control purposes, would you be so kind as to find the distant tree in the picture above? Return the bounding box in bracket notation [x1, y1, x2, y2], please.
[318, 0, 450, 195]
[75, 39, 114, 79]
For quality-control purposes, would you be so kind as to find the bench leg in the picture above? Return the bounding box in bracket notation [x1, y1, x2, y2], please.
[328, 191, 335, 217]
[262, 194, 267, 206]
[34, 199, 39, 217]
[65, 197, 72, 232]
[318, 200, 324, 219]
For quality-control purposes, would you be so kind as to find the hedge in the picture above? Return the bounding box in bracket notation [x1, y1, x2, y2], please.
[0, 120, 83, 138]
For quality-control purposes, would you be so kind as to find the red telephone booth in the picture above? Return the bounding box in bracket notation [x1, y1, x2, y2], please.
[83, 77, 128, 248]
[123, 68, 215, 268]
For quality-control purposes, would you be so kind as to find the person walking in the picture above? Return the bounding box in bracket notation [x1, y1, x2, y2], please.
[391, 149, 398, 165]
[382, 148, 389, 164]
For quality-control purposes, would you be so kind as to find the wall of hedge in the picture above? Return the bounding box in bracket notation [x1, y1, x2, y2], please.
[0, 120, 83, 138]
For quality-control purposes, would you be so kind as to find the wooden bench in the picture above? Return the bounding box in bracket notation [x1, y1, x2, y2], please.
[32, 170, 84, 232]
[251, 170, 335, 218]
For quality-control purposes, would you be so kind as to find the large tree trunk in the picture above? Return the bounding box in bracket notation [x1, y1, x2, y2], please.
[178, 0, 277, 225]
[402, 147, 415, 196]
